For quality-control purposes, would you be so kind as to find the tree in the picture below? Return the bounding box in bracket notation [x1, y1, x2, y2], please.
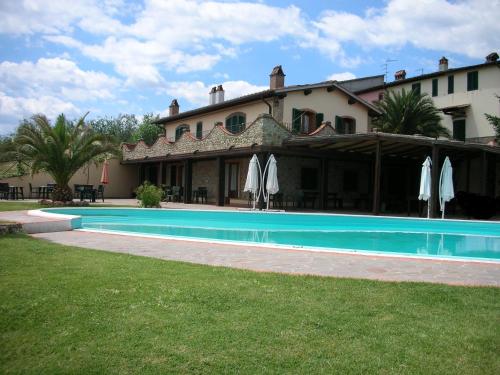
[10, 113, 119, 202]
[88, 114, 138, 143]
[485, 95, 500, 142]
[485, 113, 500, 142]
[132, 113, 163, 146]
[373, 89, 450, 138]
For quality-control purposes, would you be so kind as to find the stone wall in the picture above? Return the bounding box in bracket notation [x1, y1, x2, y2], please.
[123, 114, 292, 161]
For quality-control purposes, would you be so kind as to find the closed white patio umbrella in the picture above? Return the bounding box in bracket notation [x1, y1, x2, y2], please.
[244, 154, 261, 209]
[418, 156, 432, 218]
[439, 156, 454, 219]
[264, 154, 279, 210]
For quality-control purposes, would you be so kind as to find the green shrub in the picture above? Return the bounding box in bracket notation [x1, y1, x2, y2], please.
[135, 182, 163, 208]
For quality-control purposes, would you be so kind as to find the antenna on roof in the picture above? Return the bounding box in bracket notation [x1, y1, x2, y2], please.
[381, 59, 397, 82]
[416, 68, 424, 75]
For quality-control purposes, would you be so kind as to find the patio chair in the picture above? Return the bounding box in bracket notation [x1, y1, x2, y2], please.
[29, 183, 39, 199]
[171, 186, 182, 202]
[269, 192, 284, 209]
[195, 187, 208, 204]
[95, 185, 105, 202]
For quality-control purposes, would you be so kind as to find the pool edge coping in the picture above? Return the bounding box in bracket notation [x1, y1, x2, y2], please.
[29, 208, 500, 265]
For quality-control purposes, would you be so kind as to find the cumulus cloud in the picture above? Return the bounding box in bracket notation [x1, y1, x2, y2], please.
[163, 80, 268, 108]
[326, 72, 357, 81]
[0, 57, 120, 133]
[312, 0, 500, 60]
[0, 57, 120, 101]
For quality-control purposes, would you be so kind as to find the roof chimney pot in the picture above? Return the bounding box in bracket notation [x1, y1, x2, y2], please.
[209, 86, 217, 105]
[215, 85, 224, 104]
[439, 56, 448, 71]
[270, 65, 285, 89]
[169, 99, 179, 116]
[486, 52, 499, 62]
[394, 70, 406, 81]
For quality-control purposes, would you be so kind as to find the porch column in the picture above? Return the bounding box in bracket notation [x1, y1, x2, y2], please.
[430, 145, 440, 218]
[319, 158, 328, 210]
[372, 140, 382, 215]
[216, 157, 225, 206]
[158, 162, 164, 186]
[183, 159, 193, 204]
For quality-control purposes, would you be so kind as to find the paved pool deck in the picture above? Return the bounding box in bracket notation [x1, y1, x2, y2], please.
[2, 202, 500, 287]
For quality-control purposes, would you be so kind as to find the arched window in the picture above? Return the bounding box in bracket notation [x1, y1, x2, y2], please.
[335, 116, 356, 134]
[292, 108, 324, 134]
[225, 113, 246, 134]
[175, 124, 190, 140]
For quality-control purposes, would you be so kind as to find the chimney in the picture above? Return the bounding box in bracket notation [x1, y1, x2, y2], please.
[270, 65, 285, 89]
[215, 85, 224, 104]
[169, 99, 179, 116]
[394, 70, 406, 81]
[439, 56, 448, 71]
[209, 86, 217, 105]
[486, 52, 499, 62]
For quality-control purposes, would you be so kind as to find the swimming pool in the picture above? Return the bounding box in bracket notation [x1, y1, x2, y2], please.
[38, 208, 500, 262]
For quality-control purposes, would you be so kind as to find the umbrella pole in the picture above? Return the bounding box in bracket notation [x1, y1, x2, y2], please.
[441, 202, 445, 219]
[427, 202, 430, 219]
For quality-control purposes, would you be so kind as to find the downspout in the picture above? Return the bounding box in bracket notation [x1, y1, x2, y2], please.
[261, 96, 272, 115]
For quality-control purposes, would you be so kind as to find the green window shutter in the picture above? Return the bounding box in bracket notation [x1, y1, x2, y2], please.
[196, 122, 203, 139]
[467, 71, 478, 91]
[238, 115, 246, 132]
[448, 75, 454, 94]
[315, 113, 324, 127]
[292, 108, 301, 133]
[432, 79, 438, 97]
[453, 120, 466, 141]
[335, 116, 344, 134]
[411, 83, 421, 95]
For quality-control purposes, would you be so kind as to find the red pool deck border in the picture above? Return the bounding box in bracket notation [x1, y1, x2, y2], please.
[2, 207, 499, 286]
[33, 230, 500, 287]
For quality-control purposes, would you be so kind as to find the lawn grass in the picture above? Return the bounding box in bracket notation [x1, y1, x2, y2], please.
[1, 234, 499, 374]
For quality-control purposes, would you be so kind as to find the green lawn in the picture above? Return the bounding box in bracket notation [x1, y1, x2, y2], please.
[1, 234, 499, 374]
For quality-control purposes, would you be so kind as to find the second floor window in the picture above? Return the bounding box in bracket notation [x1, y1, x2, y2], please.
[448, 75, 454, 94]
[196, 122, 203, 139]
[225, 113, 246, 134]
[292, 108, 324, 134]
[175, 124, 190, 141]
[335, 116, 356, 134]
[467, 71, 478, 91]
[411, 83, 421, 95]
[432, 79, 438, 97]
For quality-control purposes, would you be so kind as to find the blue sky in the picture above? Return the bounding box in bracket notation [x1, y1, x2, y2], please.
[0, 0, 498, 134]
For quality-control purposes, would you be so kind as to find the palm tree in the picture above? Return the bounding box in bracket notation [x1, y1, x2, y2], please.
[373, 89, 450, 138]
[11, 113, 119, 202]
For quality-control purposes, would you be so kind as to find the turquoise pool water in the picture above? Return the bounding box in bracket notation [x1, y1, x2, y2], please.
[43, 208, 500, 262]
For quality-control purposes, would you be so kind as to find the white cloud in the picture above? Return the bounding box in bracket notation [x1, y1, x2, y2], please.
[31, 0, 310, 84]
[327, 72, 357, 81]
[0, 90, 81, 134]
[313, 0, 500, 59]
[163, 80, 268, 108]
[0, 58, 121, 133]
[0, 57, 120, 101]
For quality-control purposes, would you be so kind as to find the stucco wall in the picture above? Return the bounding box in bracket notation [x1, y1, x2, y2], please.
[1, 158, 138, 199]
[164, 101, 269, 141]
[359, 65, 500, 140]
[282, 88, 370, 133]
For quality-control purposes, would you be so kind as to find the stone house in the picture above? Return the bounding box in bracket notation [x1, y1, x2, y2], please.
[122, 65, 500, 216]
[356, 53, 500, 144]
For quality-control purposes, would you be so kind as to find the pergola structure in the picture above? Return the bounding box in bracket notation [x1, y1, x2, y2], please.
[284, 132, 500, 217]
